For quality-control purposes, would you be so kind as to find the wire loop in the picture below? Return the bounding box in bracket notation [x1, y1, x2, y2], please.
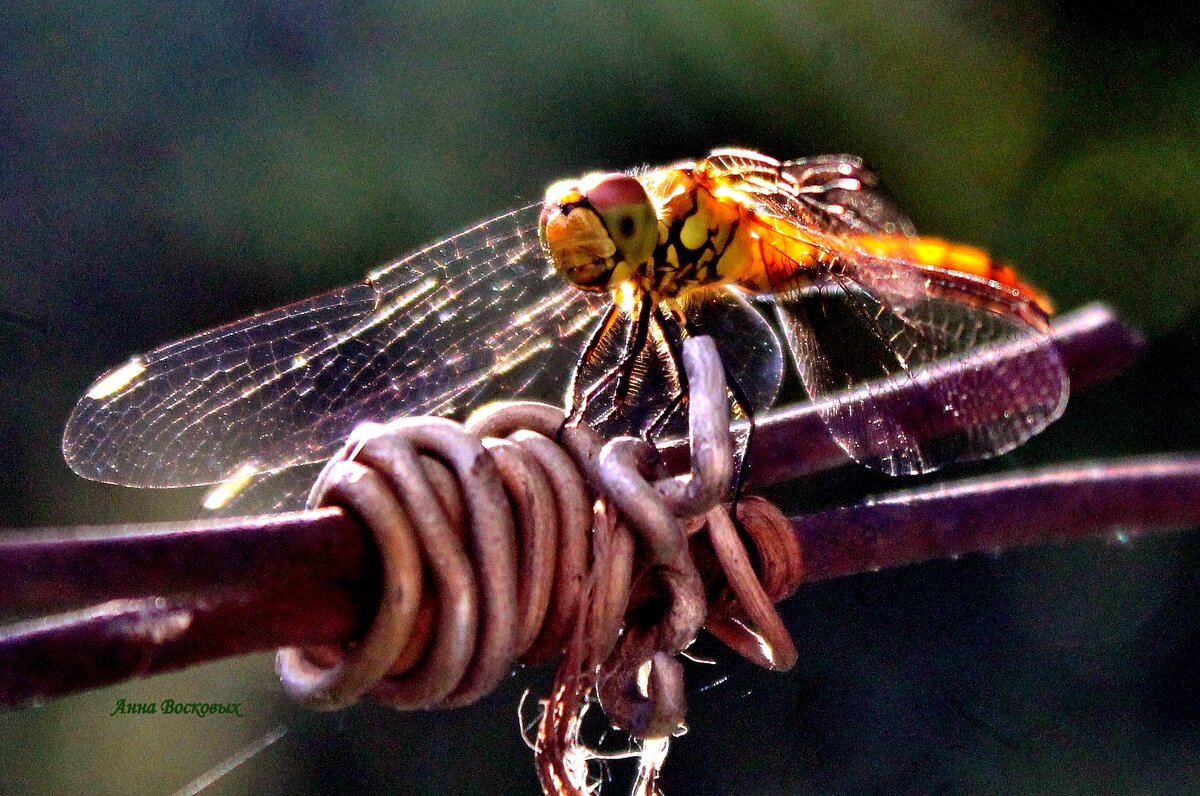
[276, 336, 804, 750]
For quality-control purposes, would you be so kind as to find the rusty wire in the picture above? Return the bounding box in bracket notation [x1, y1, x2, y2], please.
[273, 336, 802, 789]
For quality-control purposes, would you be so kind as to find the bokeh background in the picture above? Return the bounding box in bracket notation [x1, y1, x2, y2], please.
[2, 1, 1199, 794]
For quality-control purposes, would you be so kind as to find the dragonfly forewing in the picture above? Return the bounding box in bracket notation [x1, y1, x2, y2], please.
[63, 205, 608, 488]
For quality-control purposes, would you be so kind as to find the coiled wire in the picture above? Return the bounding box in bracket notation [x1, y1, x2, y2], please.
[275, 337, 803, 770]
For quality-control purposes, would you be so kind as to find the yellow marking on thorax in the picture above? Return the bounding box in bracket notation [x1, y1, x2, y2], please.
[744, 226, 827, 294]
[638, 171, 761, 300]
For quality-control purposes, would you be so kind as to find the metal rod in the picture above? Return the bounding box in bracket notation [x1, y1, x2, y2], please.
[4, 455, 1199, 707]
[0, 303, 1155, 706]
[793, 455, 1200, 582]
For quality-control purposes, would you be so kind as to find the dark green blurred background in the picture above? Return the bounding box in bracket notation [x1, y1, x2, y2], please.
[2, 2, 1199, 794]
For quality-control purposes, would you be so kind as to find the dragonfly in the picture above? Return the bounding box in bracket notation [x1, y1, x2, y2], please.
[62, 148, 1069, 512]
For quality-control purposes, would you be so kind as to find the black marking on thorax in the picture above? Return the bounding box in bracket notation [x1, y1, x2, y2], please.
[642, 187, 738, 297]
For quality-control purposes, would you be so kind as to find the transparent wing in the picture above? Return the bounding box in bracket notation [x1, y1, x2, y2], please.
[208, 462, 326, 516]
[203, 287, 786, 516]
[703, 149, 918, 245]
[704, 149, 1067, 474]
[64, 205, 609, 488]
[781, 154, 918, 239]
[774, 253, 1069, 476]
[684, 288, 785, 414]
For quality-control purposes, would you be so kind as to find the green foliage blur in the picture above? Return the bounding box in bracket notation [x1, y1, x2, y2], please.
[1, 2, 1198, 795]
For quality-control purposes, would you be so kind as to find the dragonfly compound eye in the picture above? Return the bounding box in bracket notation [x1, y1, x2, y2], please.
[540, 173, 656, 293]
[583, 173, 657, 267]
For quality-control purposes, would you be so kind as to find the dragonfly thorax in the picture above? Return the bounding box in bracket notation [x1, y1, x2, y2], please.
[638, 167, 754, 300]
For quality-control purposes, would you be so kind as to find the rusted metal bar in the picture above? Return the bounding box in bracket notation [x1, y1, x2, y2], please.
[0, 302, 1158, 707]
[793, 455, 1200, 582]
[4, 455, 1200, 707]
[0, 508, 377, 706]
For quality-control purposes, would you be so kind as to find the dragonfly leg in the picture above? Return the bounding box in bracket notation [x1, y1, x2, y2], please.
[720, 361, 757, 510]
[566, 301, 620, 410]
[644, 307, 689, 443]
[645, 393, 685, 443]
[566, 292, 653, 428]
[563, 301, 621, 431]
[611, 292, 653, 410]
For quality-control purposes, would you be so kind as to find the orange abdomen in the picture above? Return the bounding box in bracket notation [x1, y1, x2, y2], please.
[853, 235, 1055, 314]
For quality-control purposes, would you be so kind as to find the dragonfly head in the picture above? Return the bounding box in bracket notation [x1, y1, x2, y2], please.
[539, 172, 658, 292]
